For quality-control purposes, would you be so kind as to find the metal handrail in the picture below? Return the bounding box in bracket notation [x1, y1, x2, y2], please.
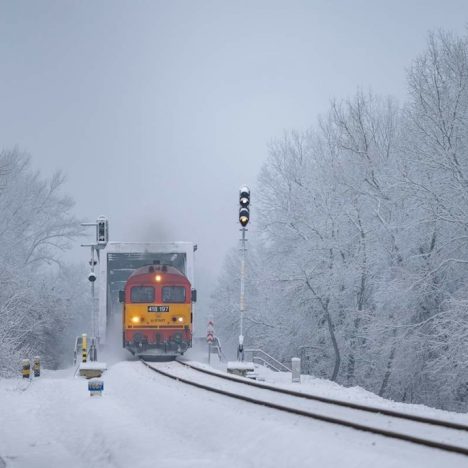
[213, 337, 227, 362]
[207, 336, 227, 363]
[211, 345, 226, 362]
[245, 348, 292, 372]
[252, 356, 282, 372]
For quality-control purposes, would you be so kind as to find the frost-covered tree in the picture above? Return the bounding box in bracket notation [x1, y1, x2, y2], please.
[395, 30, 468, 408]
[212, 29, 468, 411]
[0, 149, 86, 376]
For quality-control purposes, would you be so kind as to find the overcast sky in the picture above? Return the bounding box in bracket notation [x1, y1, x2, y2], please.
[1, 1, 467, 317]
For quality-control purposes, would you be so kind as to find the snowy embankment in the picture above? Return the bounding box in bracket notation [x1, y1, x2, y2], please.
[191, 357, 468, 426]
[148, 360, 468, 451]
[0, 360, 467, 468]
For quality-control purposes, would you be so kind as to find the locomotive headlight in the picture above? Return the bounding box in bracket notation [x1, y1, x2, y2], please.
[178, 317, 184, 322]
[155, 275, 162, 282]
[131, 317, 141, 323]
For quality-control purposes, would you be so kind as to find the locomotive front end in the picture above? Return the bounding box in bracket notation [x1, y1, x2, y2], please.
[122, 264, 193, 357]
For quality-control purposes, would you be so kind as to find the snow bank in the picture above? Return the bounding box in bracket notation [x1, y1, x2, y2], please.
[0, 361, 466, 467]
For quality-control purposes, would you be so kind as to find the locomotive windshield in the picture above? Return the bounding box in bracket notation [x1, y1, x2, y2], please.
[131, 286, 155, 303]
[162, 286, 186, 303]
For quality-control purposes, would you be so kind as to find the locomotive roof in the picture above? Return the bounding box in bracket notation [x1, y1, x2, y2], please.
[128, 264, 186, 278]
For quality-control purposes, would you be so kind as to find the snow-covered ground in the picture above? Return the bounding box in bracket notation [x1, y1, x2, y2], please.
[0, 358, 467, 468]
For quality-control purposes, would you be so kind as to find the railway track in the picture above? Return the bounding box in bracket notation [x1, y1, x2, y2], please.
[176, 359, 468, 431]
[141, 359, 468, 457]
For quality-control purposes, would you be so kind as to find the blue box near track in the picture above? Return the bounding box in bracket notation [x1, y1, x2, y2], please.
[88, 379, 104, 396]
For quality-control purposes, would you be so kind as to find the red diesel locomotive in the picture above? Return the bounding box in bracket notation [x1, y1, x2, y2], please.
[120, 264, 194, 356]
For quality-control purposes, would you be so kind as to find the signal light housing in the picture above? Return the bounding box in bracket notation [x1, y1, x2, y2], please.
[239, 186, 250, 227]
[239, 207, 249, 227]
[239, 186, 250, 208]
[96, 216, 109, 247]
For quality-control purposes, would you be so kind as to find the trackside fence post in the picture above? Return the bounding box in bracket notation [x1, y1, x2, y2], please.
[82, 333, 88, 363]
[21, 359, 30, 379]
[33, 356, 40, 377]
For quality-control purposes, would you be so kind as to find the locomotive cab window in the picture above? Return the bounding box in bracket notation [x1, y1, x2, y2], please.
[162, 286, 186, 303]
[131, 286, 155, 303]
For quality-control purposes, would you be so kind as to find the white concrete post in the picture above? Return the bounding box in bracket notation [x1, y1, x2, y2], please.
[291, 357, 301, 383]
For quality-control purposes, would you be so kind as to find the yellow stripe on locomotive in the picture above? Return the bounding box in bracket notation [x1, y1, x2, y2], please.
[125, 303, 191, 328]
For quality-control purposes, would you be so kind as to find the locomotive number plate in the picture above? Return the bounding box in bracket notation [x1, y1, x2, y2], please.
[148, 306, 169, 312]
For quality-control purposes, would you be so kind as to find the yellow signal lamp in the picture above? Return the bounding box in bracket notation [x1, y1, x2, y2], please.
[239, 207, 250, 227]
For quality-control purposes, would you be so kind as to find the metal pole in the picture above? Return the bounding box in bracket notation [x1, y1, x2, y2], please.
[81, 216, 109, 361]
[91, 245, 96, 339]
[238, 227, 247, 361]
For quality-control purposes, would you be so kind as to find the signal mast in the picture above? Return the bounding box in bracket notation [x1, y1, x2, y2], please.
[80, 216, 109, 360]
[238, 186, 250, 361]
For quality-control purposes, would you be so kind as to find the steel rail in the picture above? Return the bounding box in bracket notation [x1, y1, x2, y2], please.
[176, 359, 468, 433]
[141, 359, 468, 457]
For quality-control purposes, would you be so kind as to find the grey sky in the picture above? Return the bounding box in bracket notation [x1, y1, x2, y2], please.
[1, 0, 467, 319]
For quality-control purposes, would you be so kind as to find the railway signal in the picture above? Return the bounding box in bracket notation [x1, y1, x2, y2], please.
[238, 186, 250, 361]
[96, 216, 109, 248]
[81, 215, 109, 353]
[239, 186, 250, 227]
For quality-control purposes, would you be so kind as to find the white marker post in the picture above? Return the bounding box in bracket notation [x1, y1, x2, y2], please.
[291, 357, 301, 383]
